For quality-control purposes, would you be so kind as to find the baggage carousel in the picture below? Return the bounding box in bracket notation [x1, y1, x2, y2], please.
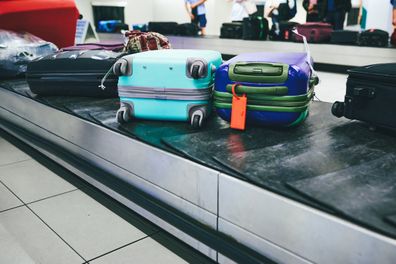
[1, 78, 396, 264]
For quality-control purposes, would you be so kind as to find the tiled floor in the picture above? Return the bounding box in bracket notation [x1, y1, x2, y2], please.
[0, 131, 214, 264]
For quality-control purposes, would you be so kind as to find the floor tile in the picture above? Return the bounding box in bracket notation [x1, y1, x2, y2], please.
[0, 206, 84, 264]
[0, 137, 31, 167]
[0, 182, 22, 212]
[0, 159, 78, 203]
[29, 190, 155, 260]
[90, 236, 188, 264]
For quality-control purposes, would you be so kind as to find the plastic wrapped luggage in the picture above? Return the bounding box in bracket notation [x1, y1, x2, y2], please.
[332, 63, 396, 130]
[148, 22, 178, 35]
[242, 16, 269, 40]
[27, 50, 121, 98]
[61, 42, 124, 52]
[0, 0, 79, 48]
[214, 52, 318, 129]
[97, 20, 129, 33]
[175, 23, 200, 36]
[112, 49, 222, 128]
[132, 24, 149, 32]
[330, 30, 360, 45]
[220, 22, 243, 39]
[359, 29, 389, 47]
[0, 30, 58, 78]
[293, 22, 333, 43]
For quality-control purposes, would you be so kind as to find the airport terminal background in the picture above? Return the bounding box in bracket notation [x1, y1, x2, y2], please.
[76, 0, 395, 37]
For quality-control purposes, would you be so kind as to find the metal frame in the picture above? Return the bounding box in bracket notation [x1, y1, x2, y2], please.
[1, 87, 396, 263]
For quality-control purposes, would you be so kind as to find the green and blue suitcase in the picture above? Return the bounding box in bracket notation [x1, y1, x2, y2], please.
[113, 49, 222, 128]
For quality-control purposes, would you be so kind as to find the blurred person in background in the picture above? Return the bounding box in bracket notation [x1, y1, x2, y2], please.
[303, 0, 321, 22]
[255, 0, 267, 17]
[185, 0, 208, 35]
[266, 0, 297, 36]
[228, 0, 257, 21]
[392, 0, 396, 26]
[321, 0, 352, 30]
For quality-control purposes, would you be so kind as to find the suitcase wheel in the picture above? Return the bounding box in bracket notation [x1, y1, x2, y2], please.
[116, 106, 133, 124]
[331, 101, 344, 118]
[190, 109, 205, 129]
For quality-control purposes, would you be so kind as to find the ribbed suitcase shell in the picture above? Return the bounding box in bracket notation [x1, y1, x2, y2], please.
[294, 22, 333, 43]
[359, 29, 389, 47]
[117, 49, 222, 123]
[214, 52, 313, 127]
[332, 63, 396, 130]
[27, 50, 119, 98]
[330, 30, 359, 45]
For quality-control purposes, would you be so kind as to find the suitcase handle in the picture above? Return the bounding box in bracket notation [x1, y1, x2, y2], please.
[226, 84, 288, 95]
[229, 62, 289, 83]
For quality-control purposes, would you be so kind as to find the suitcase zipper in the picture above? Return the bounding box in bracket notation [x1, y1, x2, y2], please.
[118, 86, 212, 101]
[28, 72, 117, 81]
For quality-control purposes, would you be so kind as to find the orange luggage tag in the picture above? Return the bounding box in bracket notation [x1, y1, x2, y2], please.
[230, 83, 247, 131]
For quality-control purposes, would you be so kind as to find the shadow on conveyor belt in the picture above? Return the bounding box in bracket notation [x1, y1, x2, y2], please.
[3, 79, 396, 240]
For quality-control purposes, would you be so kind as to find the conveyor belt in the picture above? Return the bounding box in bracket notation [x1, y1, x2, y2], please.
[1, 79, 396, 259]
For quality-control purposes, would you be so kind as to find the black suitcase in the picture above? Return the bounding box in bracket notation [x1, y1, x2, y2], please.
[148, 22, 178, 35]
[242, 16, 269, 40]
[269, 21, 299, 41]
[175, 23, 199, 36]
[332, 63, 396, 130]
[27, 50, 120, 98]
[220, 22, 243, 39]
[359, 29, 389, 47]
[331, 30, 359, 45]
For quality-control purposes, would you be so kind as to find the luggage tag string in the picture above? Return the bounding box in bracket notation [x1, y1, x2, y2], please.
[99, 66, 113, 90]
[292, 28, 319, 83]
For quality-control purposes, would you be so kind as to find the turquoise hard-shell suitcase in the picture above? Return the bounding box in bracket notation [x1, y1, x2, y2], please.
[113, 49, 222, 128]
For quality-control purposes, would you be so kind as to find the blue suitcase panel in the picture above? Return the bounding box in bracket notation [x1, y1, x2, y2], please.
[118, 49, 222, 90]
[216, 108, 309, 127]
[214, 52, 314, 127]
[215, 52, 311, 96]
[115, 49, 222, 127]
[120, 97, 210, 121]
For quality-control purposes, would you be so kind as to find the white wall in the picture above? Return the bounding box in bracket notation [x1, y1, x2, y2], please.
[364, 0, 393, 34]
[75, 0, 154, 30]
[75, 0, 94, 25]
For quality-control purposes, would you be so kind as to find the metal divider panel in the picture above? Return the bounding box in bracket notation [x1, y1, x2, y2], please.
[289, 153, 396, 239]
[213, 120, 396, 237]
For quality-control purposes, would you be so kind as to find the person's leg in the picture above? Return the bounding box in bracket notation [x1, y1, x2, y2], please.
[272, 14, 280, 36]
[334, 10, 346, 30]
[198, 14, 207, 35]
[325, 11, 336, 28]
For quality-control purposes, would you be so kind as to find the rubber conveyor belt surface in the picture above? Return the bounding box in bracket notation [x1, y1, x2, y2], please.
[2, 79, 396, 241]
